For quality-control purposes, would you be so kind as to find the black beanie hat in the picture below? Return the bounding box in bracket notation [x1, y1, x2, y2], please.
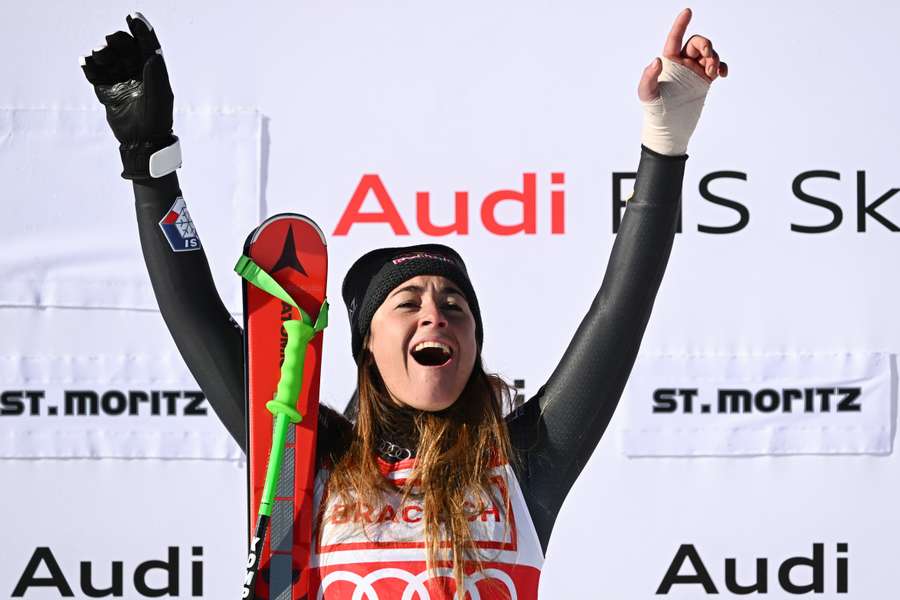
[342, 244, 483, 362]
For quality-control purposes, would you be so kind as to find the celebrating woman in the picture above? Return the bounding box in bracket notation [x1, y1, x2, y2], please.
[81, 8, 725, 598]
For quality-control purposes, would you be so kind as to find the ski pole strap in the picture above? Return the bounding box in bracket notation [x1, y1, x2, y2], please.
[235, 255, 312, 324]
[234, 255, 329, 425]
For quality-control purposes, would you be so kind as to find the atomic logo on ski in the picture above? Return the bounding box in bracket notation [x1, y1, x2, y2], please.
[271, 226, 307, 276]
[159, 197, 202, 252]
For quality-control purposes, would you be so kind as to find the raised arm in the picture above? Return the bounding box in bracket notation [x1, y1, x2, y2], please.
[507, 8, 727, 551]
[133, 173, 247, 451]
[81, 14, 246, 450]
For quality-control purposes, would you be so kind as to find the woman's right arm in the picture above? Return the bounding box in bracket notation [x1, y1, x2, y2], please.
[133, 173, 247, 451]
[81, 13, 248, 450]
[133, 175, 352, 458]
[81, 14, 352, 455]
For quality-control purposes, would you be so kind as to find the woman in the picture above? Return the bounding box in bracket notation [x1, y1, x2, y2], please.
[81, 8, 726, 598]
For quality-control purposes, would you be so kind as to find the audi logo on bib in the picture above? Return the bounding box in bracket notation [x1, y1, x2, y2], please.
[318, 567, 518, 599]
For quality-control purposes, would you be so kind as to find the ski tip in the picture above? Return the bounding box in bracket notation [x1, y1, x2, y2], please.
[250, 213, 327, 247]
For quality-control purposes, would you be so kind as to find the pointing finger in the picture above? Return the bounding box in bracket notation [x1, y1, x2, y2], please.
[663, 8, 692, 57]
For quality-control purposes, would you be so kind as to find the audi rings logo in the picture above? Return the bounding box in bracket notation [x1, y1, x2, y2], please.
[318, 567, 517, 600]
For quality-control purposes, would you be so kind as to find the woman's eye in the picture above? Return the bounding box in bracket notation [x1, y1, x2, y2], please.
[443, 302, 464, 312]
[398, 301, 419, 309]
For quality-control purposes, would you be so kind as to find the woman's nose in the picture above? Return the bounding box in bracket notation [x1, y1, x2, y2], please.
[418, 300, 448, 329]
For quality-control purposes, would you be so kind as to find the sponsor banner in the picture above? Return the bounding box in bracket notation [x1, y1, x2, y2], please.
[0, 108, 261, 313]
[654, 542, 849, 596]
[0, 458, 245, 599]
[619, 353, 891, 457]
[0, 353, 241, 459]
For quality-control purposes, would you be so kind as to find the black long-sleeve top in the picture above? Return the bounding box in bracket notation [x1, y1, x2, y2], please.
[132, 146, 685, 553]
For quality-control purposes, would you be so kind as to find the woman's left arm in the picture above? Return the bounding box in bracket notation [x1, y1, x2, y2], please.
[507, 8, 727, 552]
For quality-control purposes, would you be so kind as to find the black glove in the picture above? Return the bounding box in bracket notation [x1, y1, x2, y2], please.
[81, 13, 181, 180]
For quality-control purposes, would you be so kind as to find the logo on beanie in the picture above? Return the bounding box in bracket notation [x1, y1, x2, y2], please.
[392, 252, 456, 266]
[348, 297, 358, 321]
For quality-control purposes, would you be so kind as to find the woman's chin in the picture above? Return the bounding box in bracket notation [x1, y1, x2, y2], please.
[393, 389, 459, 413]
[386, 367, 468, 412]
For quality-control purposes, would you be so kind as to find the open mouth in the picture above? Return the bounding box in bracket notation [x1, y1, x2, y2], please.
[411, 341, 453, 367]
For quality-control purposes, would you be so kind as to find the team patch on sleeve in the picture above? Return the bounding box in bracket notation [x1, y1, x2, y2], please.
[158, 197, 202, 252]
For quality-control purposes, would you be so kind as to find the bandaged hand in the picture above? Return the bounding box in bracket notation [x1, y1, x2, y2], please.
[638, 9, 728, 156]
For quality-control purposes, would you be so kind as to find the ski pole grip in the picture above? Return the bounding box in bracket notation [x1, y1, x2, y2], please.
[265, 320, 315, 424]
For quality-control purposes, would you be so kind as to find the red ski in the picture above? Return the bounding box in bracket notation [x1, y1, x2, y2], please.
[240, 214, 327, 600]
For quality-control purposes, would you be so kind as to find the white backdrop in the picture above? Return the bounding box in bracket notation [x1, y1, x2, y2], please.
[2, 1, 899, 598]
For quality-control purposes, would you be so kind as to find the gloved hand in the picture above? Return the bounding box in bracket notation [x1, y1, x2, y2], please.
[638, 9, 728, 156]
[80, 13, 181, 180]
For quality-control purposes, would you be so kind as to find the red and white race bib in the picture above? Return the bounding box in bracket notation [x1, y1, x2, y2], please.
[310, 458, 544, 599]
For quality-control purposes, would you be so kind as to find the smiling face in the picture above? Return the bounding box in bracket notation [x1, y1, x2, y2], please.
[367, 275, 477, 412]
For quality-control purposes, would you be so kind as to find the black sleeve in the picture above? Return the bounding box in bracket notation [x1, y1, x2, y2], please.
[133, 173, 247, 451]
[133, 173, 351, 457]
[506, 146, 686, 552]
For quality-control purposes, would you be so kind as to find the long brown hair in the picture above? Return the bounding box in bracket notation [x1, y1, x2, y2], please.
[328, 346, 515, 598]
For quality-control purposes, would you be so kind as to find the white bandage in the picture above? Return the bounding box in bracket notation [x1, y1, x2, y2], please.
[640, 57, 710, 156]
